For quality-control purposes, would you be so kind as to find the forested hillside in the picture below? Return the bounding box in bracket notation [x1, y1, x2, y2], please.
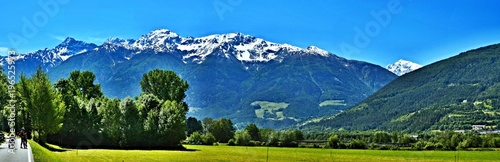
[306, 43, 500, 132]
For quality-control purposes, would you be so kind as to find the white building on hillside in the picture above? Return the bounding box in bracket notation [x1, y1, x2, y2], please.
[472, 125, 486, 130]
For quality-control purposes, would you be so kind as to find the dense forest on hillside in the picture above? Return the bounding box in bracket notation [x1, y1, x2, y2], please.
[307, 43, 500, 132]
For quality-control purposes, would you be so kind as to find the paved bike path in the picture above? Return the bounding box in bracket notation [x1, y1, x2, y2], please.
[0, 137, 34, 162]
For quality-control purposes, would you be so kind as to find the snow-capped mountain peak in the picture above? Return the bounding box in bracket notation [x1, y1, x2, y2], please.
[105, 37, 135, 46]
[53, 37, 98, 60]
[56, 37, 92, 50]
[0, 37, 97, 70]
[57, 37, 78, 46]
[132, 29, 182, 51]
[386, 59, 423, 76]
[305, 46, 330, 56]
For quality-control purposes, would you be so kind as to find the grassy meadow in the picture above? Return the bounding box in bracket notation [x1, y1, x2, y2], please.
[29, 141, 500, 162]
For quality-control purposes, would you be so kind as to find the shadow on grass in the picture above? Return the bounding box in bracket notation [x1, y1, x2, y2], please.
[39, 143, 70, 152]
[49, 144, 199, 152]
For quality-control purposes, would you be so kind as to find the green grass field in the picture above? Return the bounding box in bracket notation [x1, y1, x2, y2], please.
[30, 142, 500, 162]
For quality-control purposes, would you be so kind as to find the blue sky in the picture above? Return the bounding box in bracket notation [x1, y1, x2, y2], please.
[1, 0, 500, 67]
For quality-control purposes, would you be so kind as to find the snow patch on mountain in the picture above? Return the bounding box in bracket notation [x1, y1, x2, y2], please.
[386, 59, 423, 76]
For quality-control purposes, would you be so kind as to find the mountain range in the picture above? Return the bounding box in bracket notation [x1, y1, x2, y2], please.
[1, 29, 397, 128]
[304, 43, 500, 132]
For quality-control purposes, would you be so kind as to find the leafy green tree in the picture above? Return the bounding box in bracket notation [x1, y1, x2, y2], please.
[450, 134, 461, 149]
[99, 98, 121, 146]
[136, 93, 161, 119]
[143, 108, 160, 147]
[267, 131, 280, 146]
[54, 79, 80, 141]
[187, 117, 203, 136]
[244, 123, 260, 141]
[157, 100, 187, 147]
[293, 130, 304, 141]
[202, 117, 214, 133]
[17, 74, 34, 134]
[140, 69, 189, 103]
[391, 132, 399, 144]
[492, 137, 500, 148]
[0, 68, 9, 130]
[400, 134, 412, 147]
[0, 68, 8, 102]
[53, 70, 103, 146]
[83, 98, 102, 139]
[259, 128, 275, 143]
[234, 130, 251, 146]
[0, 70, 30, 136]
[327, 135, 340, 148]
[139, 70, 189, 147]
[119, 97, 142, 147]
[464, 132, 482, 148]
[20, 67, 65, 143]
[208, 118, 235, 143]
[67, 71, 103, 100]
[279, 130, 297, 147]
[373, 131, 391, 144]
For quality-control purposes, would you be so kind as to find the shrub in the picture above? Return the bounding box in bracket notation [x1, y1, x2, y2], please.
[434, 142, 444, 150]
[412, 140, 426, 150]
[457, 140, 470, 150]
[369, 142, 378, 150]
[424, 142, 435, 150]
[249, 140, 261, 146]
[202, 133, 216, 145]
[188, 132, 203, 145]
[379, 145, 390, 150]
[348, 140, 367, 149]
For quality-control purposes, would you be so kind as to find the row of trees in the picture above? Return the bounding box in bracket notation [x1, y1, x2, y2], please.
[185, 121, 500, 150]
[2, 67, 64, 143]
[186, 118, 305, 147]
[0, 67, 190, 149]
[323, 130, 500, 150]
